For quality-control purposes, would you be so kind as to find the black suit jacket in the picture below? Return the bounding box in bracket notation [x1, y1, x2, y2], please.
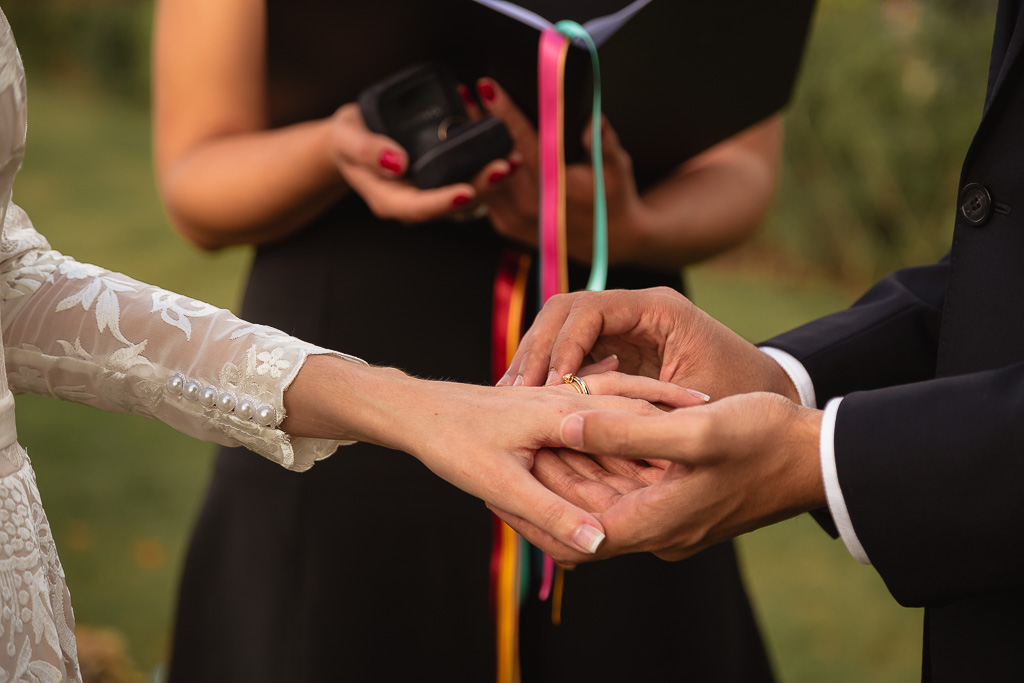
[766, 1, 1024, 680]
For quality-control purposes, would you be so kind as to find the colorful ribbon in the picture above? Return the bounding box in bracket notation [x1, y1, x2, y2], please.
[491, 20, 608, 683]
[490, 250, 530, 683]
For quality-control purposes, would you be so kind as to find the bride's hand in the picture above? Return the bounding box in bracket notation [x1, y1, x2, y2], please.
[282, 357, 706, 555]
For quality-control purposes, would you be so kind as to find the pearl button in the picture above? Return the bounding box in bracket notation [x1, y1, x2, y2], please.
[198, 386, 218, 407]
[183, 379, 202, 401]
[165, 373, 185, 395]
[236, 399, 255, 421]
[216, 392, 237, 413]
[255, 404, 277, 427]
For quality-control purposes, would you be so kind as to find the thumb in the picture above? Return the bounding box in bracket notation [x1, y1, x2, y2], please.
[581, 116, 625, 162]
[497, 467, 607, 554]
[333, 106, 409, 178]
[560, 409, 692, 462]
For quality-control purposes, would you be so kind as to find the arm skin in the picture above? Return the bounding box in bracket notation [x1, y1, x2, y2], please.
[475, 78, 782, 270]
[152, 0, 509, 250]
[280, 356, 706, 556]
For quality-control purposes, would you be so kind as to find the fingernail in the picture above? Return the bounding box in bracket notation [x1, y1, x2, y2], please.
[478, 80, 496, 103]
[686, 388, 711, 402]
[457, 84, 476, 109]
[453, 194, 471, 207]
[380, 150, 402, 174]
[508, 157, 521, 173]
[513, 375, 524, 387]
[561, 414, 584, 449]
[545, 368, 560, 386]
[496, 371, 512, 387]
[573, 523, 605, 554]
[488, 170, 506, 184]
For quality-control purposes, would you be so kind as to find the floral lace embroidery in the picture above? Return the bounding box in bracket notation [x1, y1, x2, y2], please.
[0, 453, 79, 683]
[54, 262, 139, 346]
[149, 290, 217, 341]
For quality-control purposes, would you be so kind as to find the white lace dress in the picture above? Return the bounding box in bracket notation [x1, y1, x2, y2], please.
[0, 11, 362, 681]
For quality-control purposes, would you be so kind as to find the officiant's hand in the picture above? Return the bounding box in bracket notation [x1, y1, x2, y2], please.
[498, 287, 799, 403]
[326, 103, 511, 224]
[489, 391, 826, 565]
[472, 78, 649, 264]
[474, 78, 782, 271]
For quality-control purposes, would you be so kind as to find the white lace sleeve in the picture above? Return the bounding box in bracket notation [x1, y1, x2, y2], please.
[0, 204, 365, 471]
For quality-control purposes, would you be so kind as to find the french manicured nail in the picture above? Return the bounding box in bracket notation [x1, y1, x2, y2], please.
[573, 523, 605, 554]
[478, 80, 496, 103]
[489, 170, 506, 184]
[457, 84, 476, 109]
[380, 150, 402, 174]
[561, 414, 584, 449]
[512, 375, 524, 387]
[452, 194, 471, 207]
[686, 388, 711, 402]
[545, 368, 560, 385]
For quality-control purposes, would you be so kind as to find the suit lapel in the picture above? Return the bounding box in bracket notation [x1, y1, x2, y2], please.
[982, 0, 1024, 117]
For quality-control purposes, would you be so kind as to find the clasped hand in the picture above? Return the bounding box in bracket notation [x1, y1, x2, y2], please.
[492, 287, 828, 566]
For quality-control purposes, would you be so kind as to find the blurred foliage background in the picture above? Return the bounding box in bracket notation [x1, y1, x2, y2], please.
[0, 0, 1000, 680]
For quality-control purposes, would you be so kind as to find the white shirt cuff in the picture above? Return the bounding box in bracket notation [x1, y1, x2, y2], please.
[759, 346, 816, 408]
[820, 397, 871, 565]
[759, 347, 871, 565]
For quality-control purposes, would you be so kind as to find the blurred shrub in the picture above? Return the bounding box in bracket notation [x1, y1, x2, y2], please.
[764, 0, 997, 284]
[3, 0, 153, 105]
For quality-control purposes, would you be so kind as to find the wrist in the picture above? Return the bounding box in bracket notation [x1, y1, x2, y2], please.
[607, 200, 657, 265]
[282, 356, 423, 447]
[793, 406, 828, 511]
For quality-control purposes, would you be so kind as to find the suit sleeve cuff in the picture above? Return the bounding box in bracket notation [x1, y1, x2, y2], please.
[821, 397, 872, 565]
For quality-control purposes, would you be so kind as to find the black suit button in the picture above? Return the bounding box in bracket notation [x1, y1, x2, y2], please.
[959, 183, 992, 226]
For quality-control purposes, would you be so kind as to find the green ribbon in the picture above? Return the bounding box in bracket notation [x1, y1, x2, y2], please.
[554, 20, 607, 292]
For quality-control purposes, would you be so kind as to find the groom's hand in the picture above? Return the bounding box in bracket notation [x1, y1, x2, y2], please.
[497, 287, 800, 404]
[491, 392, 826, 565]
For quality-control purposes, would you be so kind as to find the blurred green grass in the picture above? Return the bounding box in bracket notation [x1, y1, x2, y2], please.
[11, 79, 925, 680]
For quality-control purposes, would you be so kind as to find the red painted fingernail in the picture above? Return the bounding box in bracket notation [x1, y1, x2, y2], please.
[489, 171, 506, 185]
[457, 84, 476, 109]
[380, 150, 402, 174]
[478, 81, 496, 103]
[453, 194, 471, 207]
[508, 158, 521, 173]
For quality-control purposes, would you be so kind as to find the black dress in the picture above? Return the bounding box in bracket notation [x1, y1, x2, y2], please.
[167, 2, 775, 681]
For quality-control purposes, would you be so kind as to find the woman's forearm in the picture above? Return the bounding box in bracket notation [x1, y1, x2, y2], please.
[153, 0, 350, 251]
[280, 355, 424, 449]
[157, 120, 350, 250]
[616, 115, 783, 269]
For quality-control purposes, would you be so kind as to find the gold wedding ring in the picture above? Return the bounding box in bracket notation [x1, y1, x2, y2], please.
[562, 373, 590, 395]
